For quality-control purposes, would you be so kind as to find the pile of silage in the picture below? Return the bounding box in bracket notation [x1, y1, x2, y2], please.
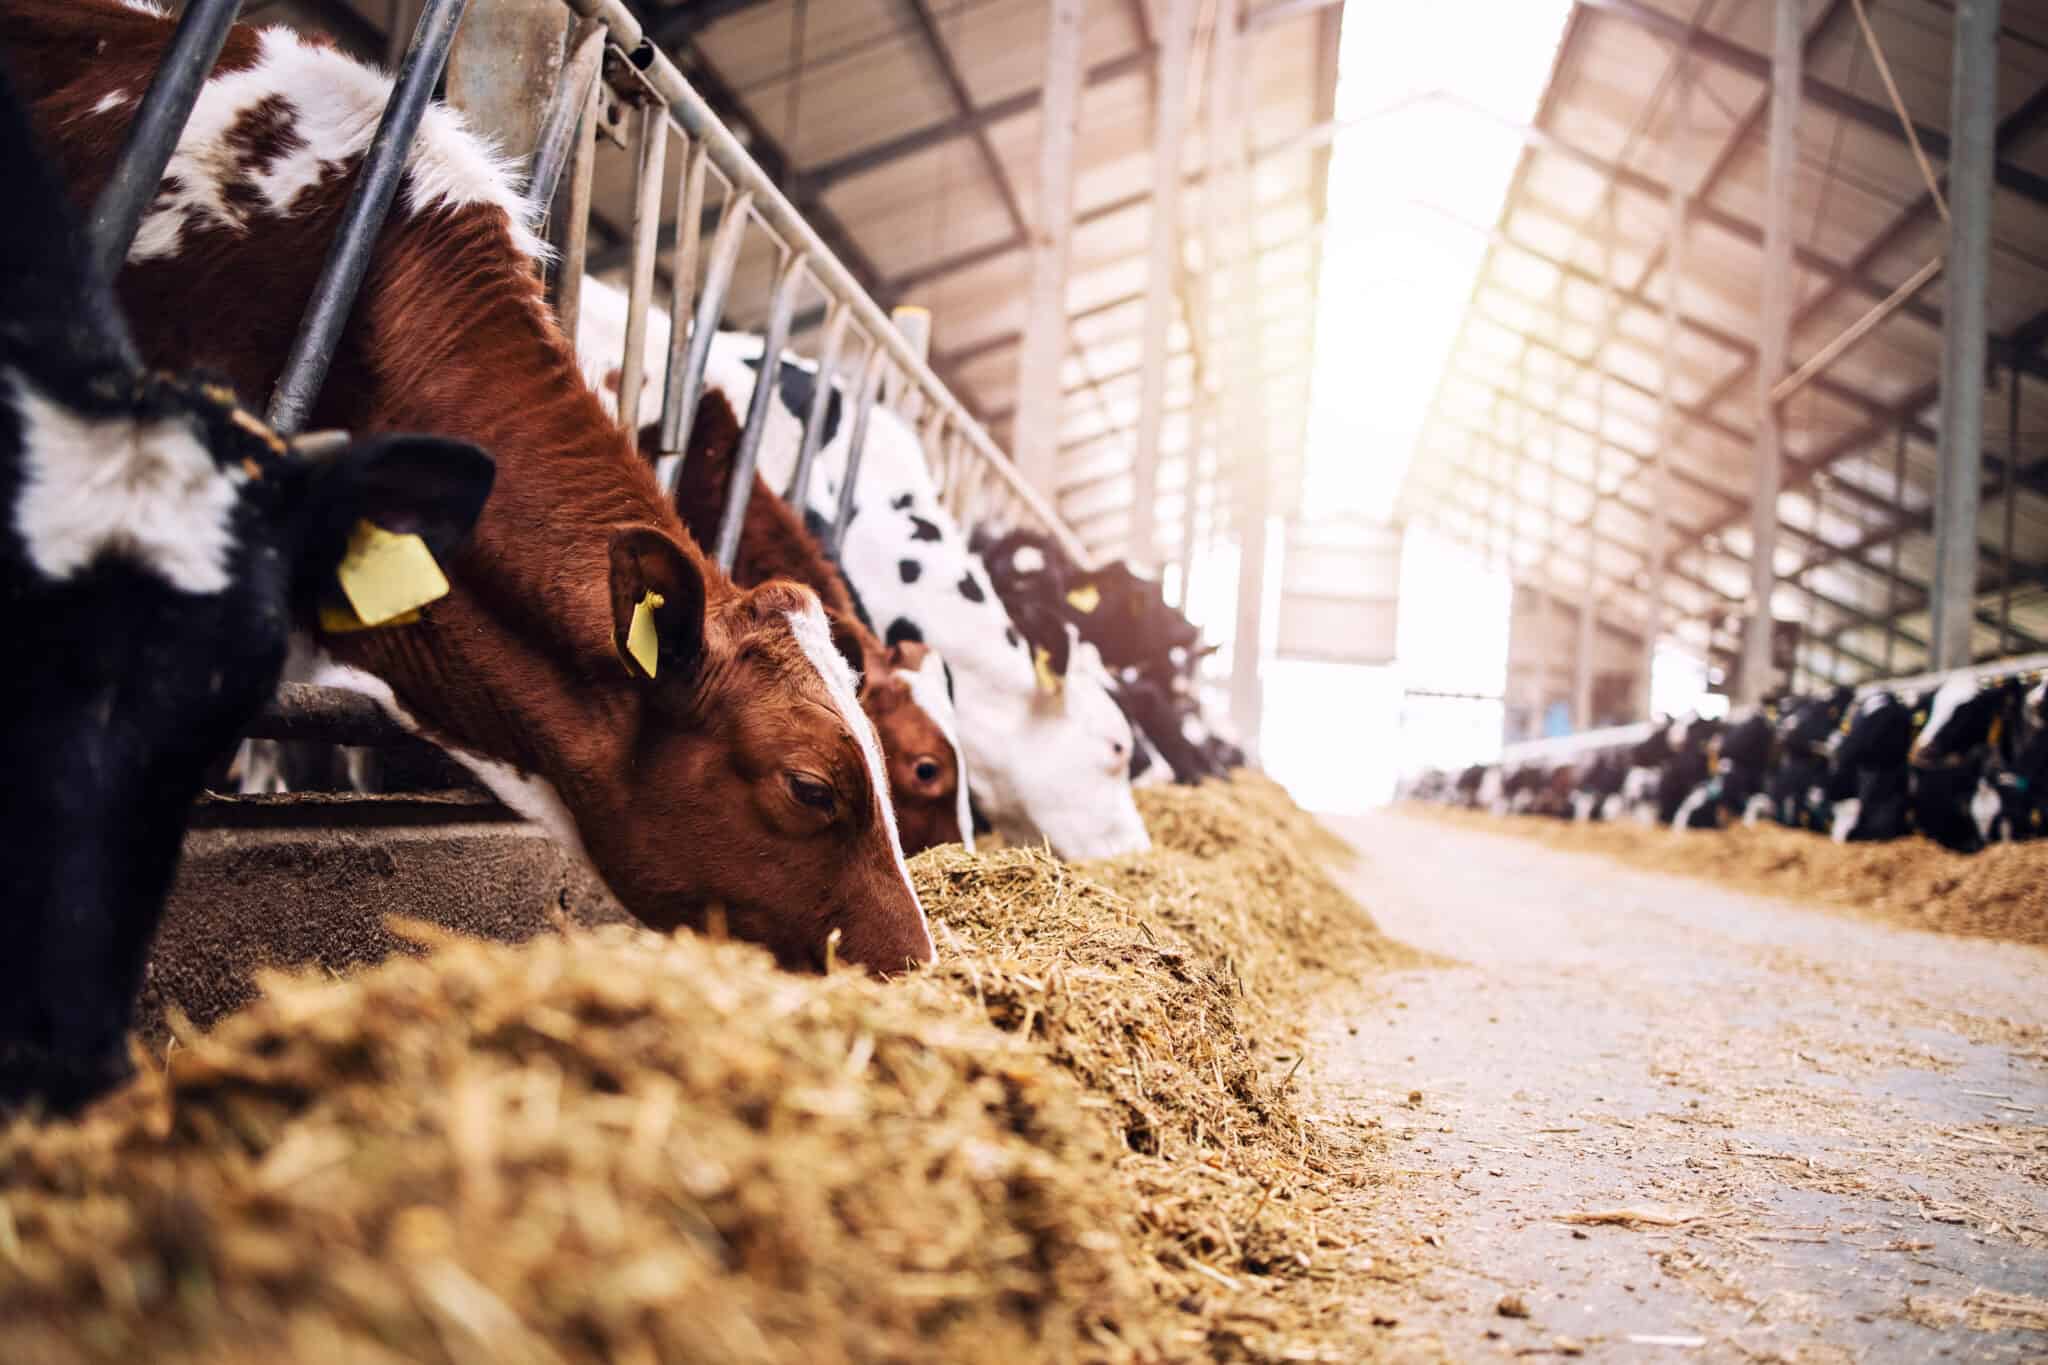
[1417, 804, 2048, 946]
[0, 926, 1155, 1364]
[2, 776, 1393, 1364]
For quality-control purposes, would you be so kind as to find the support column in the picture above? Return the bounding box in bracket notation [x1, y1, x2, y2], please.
[1932, 1, 2001, 667]
[1741, 0, 1801, 706]
[1884, 423, 1907, 675]
[1219, 0, 1271, 751]
[1647, 66, 1690, 718]
[1132, 0, 1197, 571]
[1012, 0, 1086, 497]
[1577, 191, 1615, 731]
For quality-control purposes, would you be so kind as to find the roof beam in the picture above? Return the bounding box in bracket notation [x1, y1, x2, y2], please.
[1579, 0, 2048, 209]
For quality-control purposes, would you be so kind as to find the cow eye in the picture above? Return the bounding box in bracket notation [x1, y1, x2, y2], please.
[786, 773, 837, 813]
[914, 757, 942, 784]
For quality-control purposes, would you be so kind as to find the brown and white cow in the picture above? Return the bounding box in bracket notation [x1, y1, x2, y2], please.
[672, 387, 972, 856]
[6, 0, 932, 973]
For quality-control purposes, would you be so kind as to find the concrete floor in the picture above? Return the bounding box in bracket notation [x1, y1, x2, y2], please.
[1309, 810, 2048, 1363]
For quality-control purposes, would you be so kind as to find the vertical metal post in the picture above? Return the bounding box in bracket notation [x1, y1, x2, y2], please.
[657, 142, 709, 455]
[830, 347, 893, 556]
[86, 0, 242, 282]
[1012, 0, 1086, 496]
[1175, 414, 1206, 609]
[1132, 0, 1198, 570]
[1884, 422, 1906, 675]
[616, 100, 669, 439]
[1932, 0, 2001, 669]
[2003, 358, 2020, 655]
[1741, 0, 1801, 706]
[659, 190, 753, 501]
[546, 60, 600, 330]
[1646, 69, 1688, 717]
[1577, 190, 1612, 731]
[443, 0, 569, 181]
[1539, 328, 1559, 734]
[267, 0, 472, 434]
[785, 302, 851, 508]
[716, 251, 808, 572]
[528, 18, 606, 222]
[1218, 0, 1270, 750]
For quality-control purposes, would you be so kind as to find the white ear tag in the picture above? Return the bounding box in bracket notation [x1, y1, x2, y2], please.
[335, 520, 451, 627]
[628, 590, 665, 678]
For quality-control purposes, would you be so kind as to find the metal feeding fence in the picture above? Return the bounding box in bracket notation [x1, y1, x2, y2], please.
[87, 0, 1088, 759]
[93, 0, 1086, 573]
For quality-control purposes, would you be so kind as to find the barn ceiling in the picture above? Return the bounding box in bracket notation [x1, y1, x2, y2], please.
[247, 0, 1343, 567]
[1397, 0, 2048, 685]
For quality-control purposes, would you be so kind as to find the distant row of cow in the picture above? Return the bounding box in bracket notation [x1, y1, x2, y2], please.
[1406, 670, 2048, 853]
[0, 2, 1242, 1115]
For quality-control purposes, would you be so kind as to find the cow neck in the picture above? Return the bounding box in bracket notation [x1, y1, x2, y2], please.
[316, 207, 732, 779]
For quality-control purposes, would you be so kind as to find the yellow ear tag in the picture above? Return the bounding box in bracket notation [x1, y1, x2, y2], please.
[317, 600, 422, 635]
[1033, 644, 1064, 697]
[1065, 583, 1101, 614]
[336, 521, 450, 627]
[628, 590, 665, 678]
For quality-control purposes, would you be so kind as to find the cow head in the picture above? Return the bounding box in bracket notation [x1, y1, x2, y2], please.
[572, 537, 932, 974]
[861, 637, 971, 855]
[579, 289, 973, 860]
[1911, 675, 2019, 770]
[0, 58, 494, 1113]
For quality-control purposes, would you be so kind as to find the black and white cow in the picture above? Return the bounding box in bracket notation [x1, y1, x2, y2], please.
[1826, 690, 1925, 843]
[0, 58, 492, 1114]
[1908, 673, 2021, 853]
[1672, 708, 1774, 830]
[1654, 715, 1722, 826]
[975, 525, 1225, 785]
[1762, 685, 1854, 830]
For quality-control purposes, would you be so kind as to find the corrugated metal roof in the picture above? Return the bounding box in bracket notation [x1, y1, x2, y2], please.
[1399, 0, 2048, 685]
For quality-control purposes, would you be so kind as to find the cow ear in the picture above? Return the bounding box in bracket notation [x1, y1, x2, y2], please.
[293, 434, 495, 631]
[824, 608, 868, 681]
[608, 526, 707, 683]
[297, 433, 495, 567]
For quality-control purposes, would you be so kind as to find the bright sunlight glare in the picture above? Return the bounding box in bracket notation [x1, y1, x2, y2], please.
[1250, 0, 1591, 811]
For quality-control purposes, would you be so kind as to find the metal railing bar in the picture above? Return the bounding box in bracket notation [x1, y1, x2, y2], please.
[658, 186, 753, 500]
[559, 0, 1087, 563]
[86, 0, 242, 282]
[267, 0, 471, 433]
[717, 249, 808, 571]
[786, 299, 851, 507]
[657, 139, 710, 453]
[529, 16, 607, 225]
[547, 61, 601, 330]
[829, 346, 891, 557]
[616, 98, 669, 437]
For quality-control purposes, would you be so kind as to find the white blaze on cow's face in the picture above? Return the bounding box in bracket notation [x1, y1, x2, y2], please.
[898, 645, 975, 853]
[1829, 798, 1864, 844]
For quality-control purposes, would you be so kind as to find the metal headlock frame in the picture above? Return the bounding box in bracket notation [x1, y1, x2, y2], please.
[544, 0, 1091, 573]
[89, 0, 1089, 587]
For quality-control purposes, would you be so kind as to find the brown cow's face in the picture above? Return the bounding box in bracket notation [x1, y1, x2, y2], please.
[860, 638, 966, 855]
[591, 530, 932, 975]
